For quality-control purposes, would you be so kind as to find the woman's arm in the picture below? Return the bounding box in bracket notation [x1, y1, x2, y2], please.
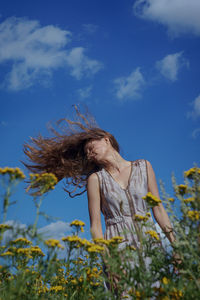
[146, 160, 176, 244]
[87, 173, 104, 240]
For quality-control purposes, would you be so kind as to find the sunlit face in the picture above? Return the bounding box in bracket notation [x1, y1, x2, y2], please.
[84, 138, 109, 162]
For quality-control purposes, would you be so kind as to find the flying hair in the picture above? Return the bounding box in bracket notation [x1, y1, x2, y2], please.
[23, 105, 120, 197]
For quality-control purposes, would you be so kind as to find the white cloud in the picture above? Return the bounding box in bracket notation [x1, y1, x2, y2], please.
[187, 94, 200, 120]
[65, 47, 102, 80]
[77, 85, 92, 99]
[0, 17, 103, 91]
[191, 128, 200, 139]
[38, 220, 71, 240]
[113, 68, 145, 101]
[2, 220, 70, 244]
[133, 0, 200, 37]
[156, 52, 189, 81]
[82, 24, 98, 35]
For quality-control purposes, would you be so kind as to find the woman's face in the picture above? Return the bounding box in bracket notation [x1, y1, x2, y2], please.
[84, 138, 110, 163]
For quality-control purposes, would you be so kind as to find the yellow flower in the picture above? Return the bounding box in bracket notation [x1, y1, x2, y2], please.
[62, 235, 81, 243]
[176, 184, 188, 195]
[50, 285, 64, 292]
[129, 245, 136, 251]
[93, 238, 110, 245]
[1, 251, 14, 256]
[142, 192, 161, 207]
[70, 220, 85, 227]
[87, 245, 104, 253]
[168, 197, 175, 202]
[79, 238, 93, 247]
[11, 237, 32, 245]
[109, 236, 124, 244]
[134, 214, 149, 222]
[187, 210, 200, 221]
[0, 224, 12, 230]
[0, 167, 25, 180]
[184, 197, 195, 203]
[162, 277, 170, 285]
[30, 246, 45, 256]
[169, 288, 183, 299]
[70, 279, 78, 285]
[145, 230, 160, 241]
[45, 239, 64, 249]
[27, 172, 58, 195]
[184, 167, 200, 179]
[17, 247, 32, 257]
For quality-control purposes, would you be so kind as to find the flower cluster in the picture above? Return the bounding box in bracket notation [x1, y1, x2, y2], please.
[184, 167, 200, 179]
[27, 173, 58, 195]
[0, 167, 25, 180]
[11, 237, 32, 245]
[45, 239, 64, 249]
[142, 192, 162, 207]
[175, 184, 188, 195]
[0, 224, 12, 230]
[145, 230, 160, 241]
[70, 219, 85, 233]
[134, 212, 151, 222]
[187, 210, 200, 221]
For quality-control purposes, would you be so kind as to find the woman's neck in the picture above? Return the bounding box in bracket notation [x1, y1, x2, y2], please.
[101, 150, 130, 173]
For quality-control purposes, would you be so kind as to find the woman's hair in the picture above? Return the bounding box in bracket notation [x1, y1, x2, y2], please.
[23, 105, 120, 197]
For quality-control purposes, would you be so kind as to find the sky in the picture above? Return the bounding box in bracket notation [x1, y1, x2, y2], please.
[0, 0, 200, 248]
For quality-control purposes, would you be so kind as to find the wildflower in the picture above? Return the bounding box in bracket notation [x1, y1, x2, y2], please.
[70, 219, 85, 227]
[176, 184, 188, 195]
[79, 238, 93, 247]
[184, 197, 195, 203]
[93, 238, 110, 245]
[26, 172, 58, 195]
[184, 167, 200, 179]
[0, 224, 12, 230]
[62, 235, 82, 243]
[134, 214, 149, 222]
[45, 239, 64, 249]
[145, 230, 160, 241]
[168, 197, 175, 202]
[129, 245, 136, 251]
[70, 219, 85, 233]
[142, 192, 161, 207]
[1, 251, 14, 256]
[169, 288, 183, 299]
[87, 245, 104, 253]
[109, 236, 124, 244]
[70, 279, 78, 285]
[50, 285, 64, 292]
[11, 237, 32, 245]
[17, 247, 32, 259]
[0, 167, 25, 180]
[30, 246, 45, 256]
[162, 277, 170, 285]
[187, 210, 200, 221]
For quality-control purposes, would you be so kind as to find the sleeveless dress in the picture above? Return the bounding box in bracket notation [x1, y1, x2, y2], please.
[96, 159, 164, 298]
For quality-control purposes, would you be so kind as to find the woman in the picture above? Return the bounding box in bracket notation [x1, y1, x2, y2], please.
[23, 106, 178, 296]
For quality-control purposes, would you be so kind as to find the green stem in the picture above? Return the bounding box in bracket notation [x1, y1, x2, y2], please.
[32, 196, 43, 237]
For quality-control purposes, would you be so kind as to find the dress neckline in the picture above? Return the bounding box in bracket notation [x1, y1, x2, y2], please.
[104, 161, 133, 191]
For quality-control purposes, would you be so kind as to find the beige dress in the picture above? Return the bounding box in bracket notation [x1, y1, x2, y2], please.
[96, 159, 163, 296]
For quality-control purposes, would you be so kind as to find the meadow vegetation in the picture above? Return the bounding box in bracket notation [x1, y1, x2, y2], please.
[0, 165, 200, 299]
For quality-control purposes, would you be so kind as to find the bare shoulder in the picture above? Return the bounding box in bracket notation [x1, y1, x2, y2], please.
[145, 160, 152, 168]
[87, 172, 99, 183]
[87, 172, 99, 189]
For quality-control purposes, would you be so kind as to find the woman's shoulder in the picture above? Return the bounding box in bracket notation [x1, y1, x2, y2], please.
[132, 158, 147, 165]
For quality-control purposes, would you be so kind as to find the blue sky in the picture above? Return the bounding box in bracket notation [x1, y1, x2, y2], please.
[0, 0, 200, 246]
